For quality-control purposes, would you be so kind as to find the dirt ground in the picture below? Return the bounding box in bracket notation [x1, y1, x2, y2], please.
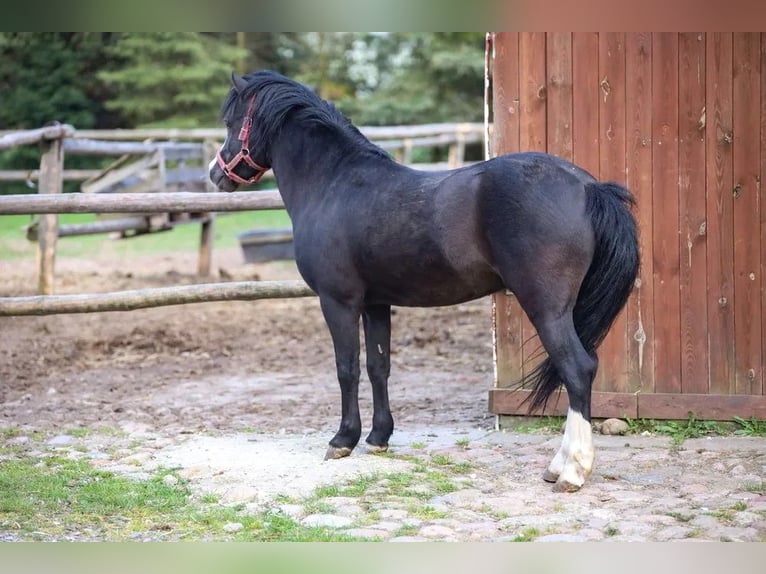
[0, 246, 498, 437]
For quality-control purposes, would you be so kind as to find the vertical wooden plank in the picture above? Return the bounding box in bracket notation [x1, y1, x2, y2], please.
[652, 33, 681, 394]
[625, 33, 654, 393]
[596, 33, 628, 393]
[732, 33, 762, 395]
[36, 137, 64, 295]
[546, 33, 573, 161]
[706, 33, 735, 397]
[572, 33, 601, 177]
[518, 32, 547, 378]
[491, 32, 523, 389]
[678, 33, 709, 394]
[761, 32, 766, 398]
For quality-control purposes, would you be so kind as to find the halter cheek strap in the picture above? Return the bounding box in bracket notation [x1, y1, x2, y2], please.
[216, 94, 270, 185]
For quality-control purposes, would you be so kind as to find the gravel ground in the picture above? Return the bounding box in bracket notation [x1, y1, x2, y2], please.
[1, 248, 765, 541]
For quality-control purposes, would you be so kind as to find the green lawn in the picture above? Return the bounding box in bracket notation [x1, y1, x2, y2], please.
[0, 210, 292, 260]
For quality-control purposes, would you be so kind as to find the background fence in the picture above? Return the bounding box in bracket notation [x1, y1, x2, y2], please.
[489, 32, 766, 420]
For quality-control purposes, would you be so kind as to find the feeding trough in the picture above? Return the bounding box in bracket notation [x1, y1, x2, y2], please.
[238, 227, 295, 263]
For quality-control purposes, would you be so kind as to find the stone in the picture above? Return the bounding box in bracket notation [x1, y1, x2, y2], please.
[389, 536, 429, 542]
[342, 528, 390, 540]
[600, 419, 629, 436]
[418, 524, 457, 538]
[47, 435, 73, 446]
[162, 474, 179, 486]
[223, 522, 243, 533]
[536, 533, 589, 542]
[220, 485, 260, 504]
[301, 514, 353, 528]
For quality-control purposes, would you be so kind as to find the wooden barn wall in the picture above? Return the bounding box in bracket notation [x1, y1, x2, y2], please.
[488, 32, 766, 420]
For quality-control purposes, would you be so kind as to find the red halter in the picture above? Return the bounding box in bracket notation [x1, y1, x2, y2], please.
[216, 94, 269, 185]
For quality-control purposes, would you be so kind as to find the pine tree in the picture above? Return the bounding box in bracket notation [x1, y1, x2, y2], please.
[97, 33, 246, 128]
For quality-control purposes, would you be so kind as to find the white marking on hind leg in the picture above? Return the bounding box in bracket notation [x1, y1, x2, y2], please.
[545, 408, 594, 491]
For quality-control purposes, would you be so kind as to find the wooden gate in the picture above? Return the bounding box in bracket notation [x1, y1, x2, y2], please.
[488, 32, 766, 420]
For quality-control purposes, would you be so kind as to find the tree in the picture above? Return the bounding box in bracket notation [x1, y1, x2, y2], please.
[336, 33, 486, 126]
[0, 33, 115, 191]
[97, 33, 246, 128]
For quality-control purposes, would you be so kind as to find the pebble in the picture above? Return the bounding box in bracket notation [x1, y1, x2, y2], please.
[535, 533, 589, 542]
[162, 475, 179, 486]
[47, 435, 73, 446]
[301, 514, 354, 528]
[418, 524, 457, 538]
[600, 419, 629, 436]
[222, 522, 243, 533]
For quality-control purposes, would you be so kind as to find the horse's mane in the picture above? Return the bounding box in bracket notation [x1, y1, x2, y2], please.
[221, 70, 390, 161]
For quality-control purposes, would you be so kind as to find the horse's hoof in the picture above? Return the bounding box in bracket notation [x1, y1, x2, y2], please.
[324, 446, 353, 460]
[552, 479, 583, 493]
[366, 443, 389, 454]
[542, 469, 559, 483]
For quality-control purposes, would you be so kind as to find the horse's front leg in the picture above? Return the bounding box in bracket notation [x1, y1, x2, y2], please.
[362, 304, 394, 452]
[319, 296, 363, 460]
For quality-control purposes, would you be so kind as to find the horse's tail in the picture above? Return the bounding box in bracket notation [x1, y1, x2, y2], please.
[526, 181, 640, 412]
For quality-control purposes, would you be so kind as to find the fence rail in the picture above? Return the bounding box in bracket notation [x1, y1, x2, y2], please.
[0, 190, 284, 215]
[0, 280, 315, 316]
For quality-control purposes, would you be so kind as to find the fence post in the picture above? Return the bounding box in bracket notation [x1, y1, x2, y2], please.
[36, 134, 64, 294]
[198, 139, 218, 276]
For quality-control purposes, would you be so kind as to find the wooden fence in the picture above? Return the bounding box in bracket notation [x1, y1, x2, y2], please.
[488, 32, 766, 420]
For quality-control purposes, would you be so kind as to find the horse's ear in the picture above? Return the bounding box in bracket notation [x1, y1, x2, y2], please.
[231, 71, 248, 94]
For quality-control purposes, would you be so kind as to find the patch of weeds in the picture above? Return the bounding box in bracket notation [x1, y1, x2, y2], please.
[425, 470, 459, 494]
[393, 524, 419, 537]
[710, 508, 735, 522]
[491, 510, 510, 520]
[0, 427, 23, 440]
[430, 453, 454, 466]
[666, 511, 695, 523]
[407, 504, 448, 520]
[512, 527, 540, 542]
[604, 525, 619, 537]
[314, 485, 341, 498]
[410, 441, 427, 449]
[64, 428, 92, 439]
[628, 415, 724, 446]
[455, 438, 471, 449]
[732, 501, 748, 512]
[732, 416, 766, 437]
[273, 494, 299, 505]
[742, 480, 766, 495]
[338, 474, 379, 497]
[253, 512, 362, 541]
[451, 462, 474, 474]
[303, 499, 336, 515]
[200, 494, 219, 504]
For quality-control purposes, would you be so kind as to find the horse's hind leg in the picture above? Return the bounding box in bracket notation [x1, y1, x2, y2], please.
[530, 312, 597, 492]
[319, 296, 363, 460]
[362, 304, 394, 452]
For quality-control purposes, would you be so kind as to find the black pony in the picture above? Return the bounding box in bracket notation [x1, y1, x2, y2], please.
[209, 70, 639, 492]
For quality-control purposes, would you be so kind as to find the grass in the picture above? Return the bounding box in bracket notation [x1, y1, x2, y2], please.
[511, 527, 540, 542]
[0, 210, 292, 261]
[0, 453, 365, 541]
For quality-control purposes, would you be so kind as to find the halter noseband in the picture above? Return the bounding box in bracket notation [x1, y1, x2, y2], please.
[216, 94, 269, 185]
